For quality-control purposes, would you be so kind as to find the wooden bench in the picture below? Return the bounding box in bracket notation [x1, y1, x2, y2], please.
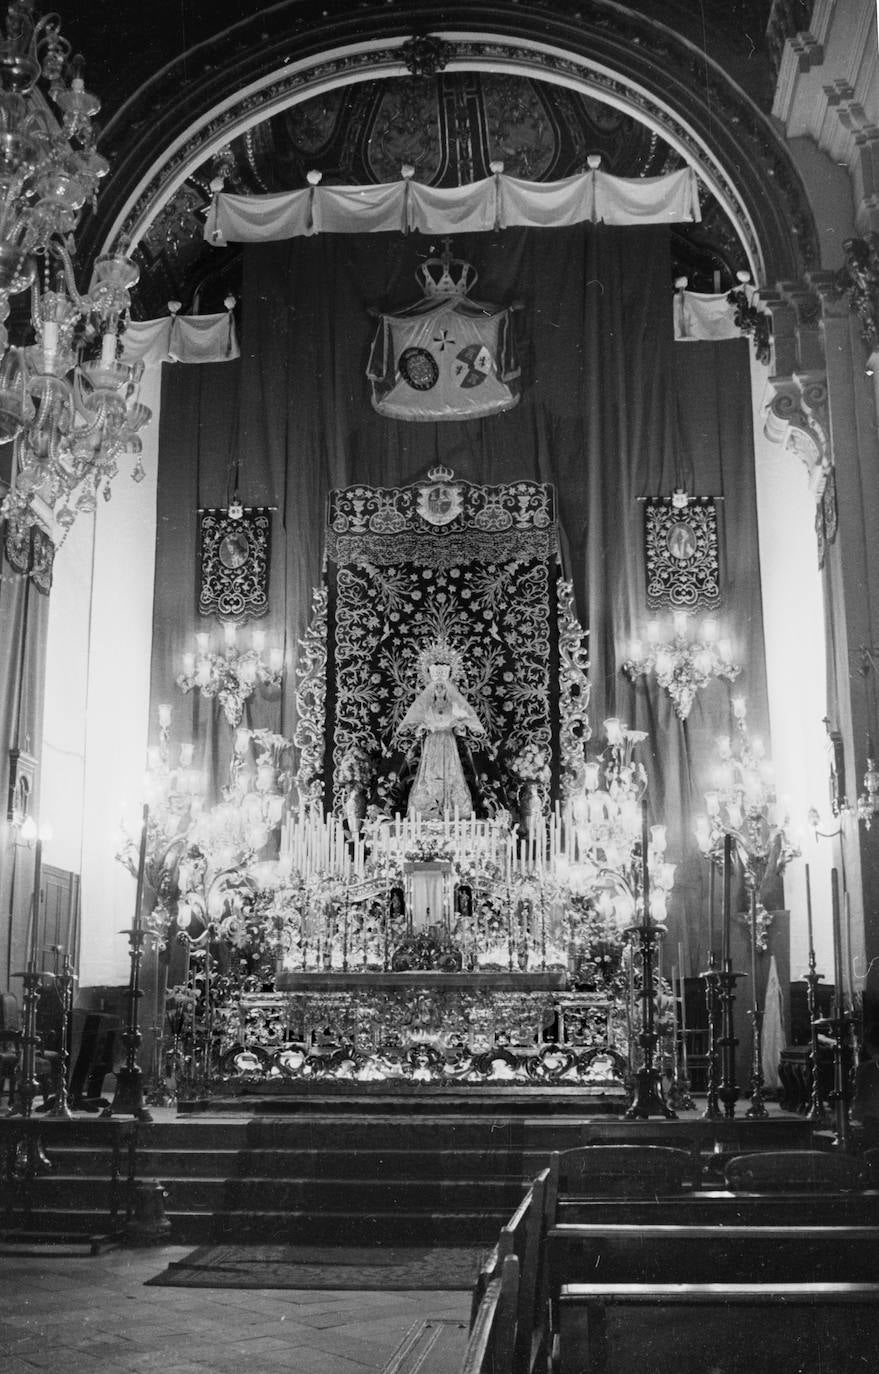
[470, 1166, 554, 1374]
[463, 1252, 519, 1374]
[550, 1145, 694, 1199]
[556, 1280, 879, 1374]
[555, 1189, 879, 1227]
[547, 1221, 879, 1289]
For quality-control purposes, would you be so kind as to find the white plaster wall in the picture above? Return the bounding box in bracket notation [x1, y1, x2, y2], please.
[751, 352, 835, 984]
[41, 364, 161, 986]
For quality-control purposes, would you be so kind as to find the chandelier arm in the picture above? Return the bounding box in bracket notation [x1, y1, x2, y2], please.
[47, 237, 91, 315]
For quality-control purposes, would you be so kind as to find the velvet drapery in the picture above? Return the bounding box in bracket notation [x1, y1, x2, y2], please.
[153, 224, 767, 963]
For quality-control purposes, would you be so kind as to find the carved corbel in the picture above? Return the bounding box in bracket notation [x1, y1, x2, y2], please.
[764, 373, 834, 565]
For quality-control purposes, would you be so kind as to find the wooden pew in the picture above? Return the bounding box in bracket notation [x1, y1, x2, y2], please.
[551, 1144, 694, 1199]
[548, 1221, 879, 1287]
[470, 1167, 553, 1374]
[556, 1280, 879, 1374]
[555, 1189, 879, 1226]
[462, 1252, 519, 1374]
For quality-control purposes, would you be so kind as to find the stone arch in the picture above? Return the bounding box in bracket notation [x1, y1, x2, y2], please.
[78, 0, 818, 287]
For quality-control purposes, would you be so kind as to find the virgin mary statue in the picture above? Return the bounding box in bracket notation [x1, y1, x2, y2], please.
[397, 641, 484, 819]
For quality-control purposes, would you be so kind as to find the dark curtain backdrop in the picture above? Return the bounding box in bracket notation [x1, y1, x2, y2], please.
[153, 225, 767, 970]
[0, 541, 49, 991]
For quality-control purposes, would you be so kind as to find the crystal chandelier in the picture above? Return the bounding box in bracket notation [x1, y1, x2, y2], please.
[623, 613, 741, 720]
[0, 1, 150, 543]
[695, 696, 800, 901]
[177, 624, 285, 727]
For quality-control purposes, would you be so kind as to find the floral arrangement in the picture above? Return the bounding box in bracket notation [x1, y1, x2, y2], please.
[509, 741, 551, 787]
[337, 745, 374, 789]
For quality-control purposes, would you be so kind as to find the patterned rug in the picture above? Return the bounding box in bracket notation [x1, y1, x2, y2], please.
[146, 1243, 487, 1290]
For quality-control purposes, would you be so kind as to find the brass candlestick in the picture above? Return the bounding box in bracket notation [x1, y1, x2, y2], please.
[717, 962, 744, 1119]
[624, 920, 676, 1120]
[45, 951, 75, 1119]
[701, 953, 723, 1120]
[745, 887, 769, 1120]
[105, 805, 153, 1121]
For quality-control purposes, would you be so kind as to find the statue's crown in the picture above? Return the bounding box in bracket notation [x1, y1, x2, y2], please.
[417, 238, 477, 298]
[417, 637, 464, 683]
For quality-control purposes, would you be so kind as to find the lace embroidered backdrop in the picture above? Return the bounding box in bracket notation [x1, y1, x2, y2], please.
[319, 468, 569, 815]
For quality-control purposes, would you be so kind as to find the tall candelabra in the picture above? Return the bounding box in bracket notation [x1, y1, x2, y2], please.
[105, 804, 152, 1121]
[12, 824, 52, 1174]
[177, 624, 284, 726]
[624, 804, 676, 1120]
[803, 863, 828, 1123]
[696, 697, 800, 1117]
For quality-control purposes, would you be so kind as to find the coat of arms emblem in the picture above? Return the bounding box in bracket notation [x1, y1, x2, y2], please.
[415, 469, 462, 526]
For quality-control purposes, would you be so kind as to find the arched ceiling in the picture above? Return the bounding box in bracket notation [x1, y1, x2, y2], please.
[131, 70, 750, 318]
[57, 2, 816, 322]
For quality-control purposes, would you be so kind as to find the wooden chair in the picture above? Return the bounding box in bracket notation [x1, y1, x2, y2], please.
[552, 1144, 694, 1198]
[462, 1252, 519, 1374]
[724, 1149, 870, 1193]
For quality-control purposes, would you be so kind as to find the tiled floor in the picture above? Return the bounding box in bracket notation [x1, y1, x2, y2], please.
[0, 1246, 470, 1374]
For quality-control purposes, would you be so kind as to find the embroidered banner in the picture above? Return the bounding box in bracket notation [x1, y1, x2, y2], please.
[644, 497, 720, 611]
[327, 466, 555, 568]
[198, 506, 271, 623]
[367, 241, 520, 422]
[324, 467, 565, 815]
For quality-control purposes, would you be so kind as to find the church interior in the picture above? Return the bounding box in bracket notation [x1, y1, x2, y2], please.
[2, 1, 879, 1370]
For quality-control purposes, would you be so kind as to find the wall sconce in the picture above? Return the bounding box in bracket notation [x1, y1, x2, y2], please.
[177, 624, 284, 727]
[622, 613, 741, 720]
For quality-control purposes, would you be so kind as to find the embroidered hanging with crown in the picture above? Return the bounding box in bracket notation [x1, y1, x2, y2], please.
[367, 238, 521, 421]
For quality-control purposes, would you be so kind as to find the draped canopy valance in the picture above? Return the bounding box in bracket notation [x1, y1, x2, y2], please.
[205, 167, 700, 245]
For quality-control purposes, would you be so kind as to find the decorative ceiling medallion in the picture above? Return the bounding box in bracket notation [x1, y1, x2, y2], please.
[198, 506, 271, 624]
[644, 497, 720, 612]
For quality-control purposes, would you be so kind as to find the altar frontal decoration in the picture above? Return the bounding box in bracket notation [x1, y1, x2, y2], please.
[317, 466, 590, 818]
[367, 240, 520, 421]
[644, 494, 720, 611]
[198, 503, 271, 623]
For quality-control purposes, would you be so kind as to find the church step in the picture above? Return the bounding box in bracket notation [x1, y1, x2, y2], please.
[4, 1206, 508, 1246]
[179, 1089, 626, 1117]
[131, 1147, 532, 1179]
[24, 1173, 529, 1213]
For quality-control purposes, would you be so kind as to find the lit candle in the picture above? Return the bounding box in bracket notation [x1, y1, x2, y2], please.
[252, 629, 266, 653]
[224, 623, 237, 648]
[158, 703, 172, 728]
[805, 862, 814, 955]
[707, 861, 715, 959]
[269, 647, 284, 673]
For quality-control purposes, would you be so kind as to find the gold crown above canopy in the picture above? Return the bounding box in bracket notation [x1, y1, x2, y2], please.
[417, 237, 477, 298]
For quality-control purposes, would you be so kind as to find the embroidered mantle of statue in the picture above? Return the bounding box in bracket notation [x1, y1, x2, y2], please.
[397, 640, 484, 819]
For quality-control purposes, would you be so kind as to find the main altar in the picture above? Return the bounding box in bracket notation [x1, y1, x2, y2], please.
[134, 467, 677, 1101]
